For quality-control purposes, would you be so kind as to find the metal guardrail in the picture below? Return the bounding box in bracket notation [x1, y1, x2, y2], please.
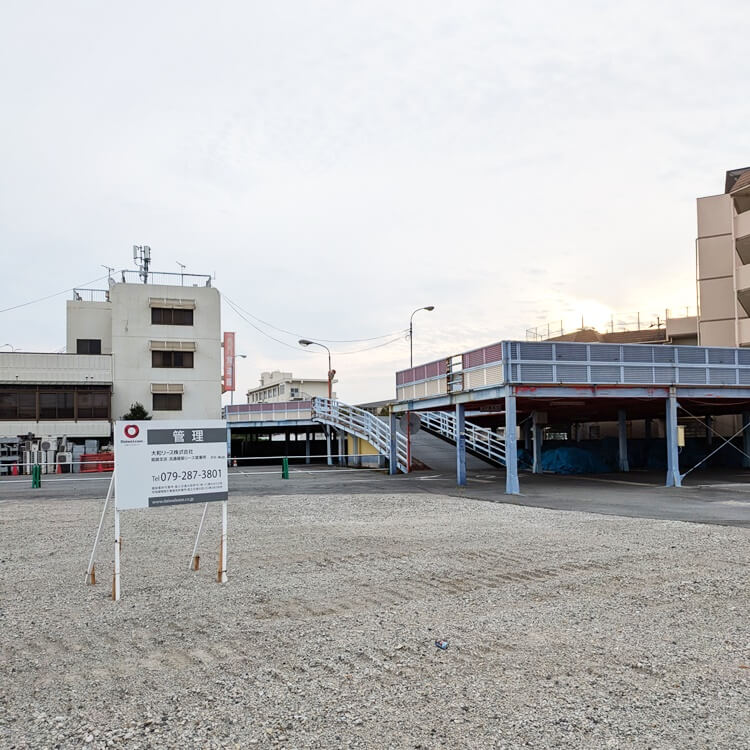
[72, 288, 109, 302]
[224, 401, 313, 422]
[420, 411, 506, 466]
[396, 341, 750, 398]
[311, 397, 408, 472]
[119, 270, 212, 287]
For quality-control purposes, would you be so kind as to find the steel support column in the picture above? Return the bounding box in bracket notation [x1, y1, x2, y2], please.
[305, 432, 311, 464]
[705, 415, 713, 448]
[326, 426, 332, 466]
[523, 420, 532, 451]
[338, 431, 345, 466]
[665, 392, 682, 487]
[388, 412, 398, 475]
[743, 413, 750, 469]
[532, 411, 543, 474]
[618, 409, 629, 472]
[455, 403, 466, 486]
[505, 385, 520, 495]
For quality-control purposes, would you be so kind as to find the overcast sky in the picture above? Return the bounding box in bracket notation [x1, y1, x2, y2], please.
[2, 1, 749, 404]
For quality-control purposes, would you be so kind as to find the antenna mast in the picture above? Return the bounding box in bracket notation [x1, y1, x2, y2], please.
[133, 245, 151, 284]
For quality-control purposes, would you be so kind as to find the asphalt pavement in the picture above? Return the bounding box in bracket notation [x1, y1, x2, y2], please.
[2, 464, 750, 527]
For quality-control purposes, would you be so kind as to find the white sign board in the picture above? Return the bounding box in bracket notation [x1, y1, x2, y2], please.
[114, 420, 228, 510]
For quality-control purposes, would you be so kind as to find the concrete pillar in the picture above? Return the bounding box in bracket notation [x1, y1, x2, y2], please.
[505, 385, 520, 495]
[455, 403, 466, 486]
[388, 412, 398, 475]
[305, 432, 311, 464]
[351, 435, 360, 467]
[618, 409, 629, 472]
[532, 411, 543, 474]
[743, 413, 750, 469]
[665, 392, 682, 487]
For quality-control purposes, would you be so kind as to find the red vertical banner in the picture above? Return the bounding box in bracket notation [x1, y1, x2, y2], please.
[222, 332, 235, 393]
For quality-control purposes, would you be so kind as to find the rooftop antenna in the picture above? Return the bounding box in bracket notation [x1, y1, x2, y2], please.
[133, 245, 151, 284]
[101, 265, 114, 284]
[176, 260, 186, 286]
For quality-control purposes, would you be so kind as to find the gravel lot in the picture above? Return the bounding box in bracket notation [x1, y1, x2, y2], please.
[1, 491, 748, 749]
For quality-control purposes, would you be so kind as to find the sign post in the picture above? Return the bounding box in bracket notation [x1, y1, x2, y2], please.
[111, 419, 229, 601]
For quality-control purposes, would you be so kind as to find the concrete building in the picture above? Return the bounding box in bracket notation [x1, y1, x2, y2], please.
[696, 166, 750, 347]
[247, 370, 335, 404]
[0, 267, 222, 459]
[67, 276, 221, 419]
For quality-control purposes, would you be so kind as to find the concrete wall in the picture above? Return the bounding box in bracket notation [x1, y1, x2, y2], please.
[109, 282, 221, 420]
[0, 352, 112, 384]
[66, 300, 113, 354]
[0, 420, 110, 438]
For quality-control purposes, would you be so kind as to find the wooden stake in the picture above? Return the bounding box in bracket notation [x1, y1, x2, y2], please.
[90, 564, 96, 585]
[191, 554, 200, 571]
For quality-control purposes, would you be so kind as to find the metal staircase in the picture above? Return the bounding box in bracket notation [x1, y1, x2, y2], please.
[419, 411, 507, 466]
[311, 397, 409, 473]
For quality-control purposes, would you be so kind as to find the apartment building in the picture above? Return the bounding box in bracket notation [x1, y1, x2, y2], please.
[247, 370, 334, 403]
[696, 166, 750, 346]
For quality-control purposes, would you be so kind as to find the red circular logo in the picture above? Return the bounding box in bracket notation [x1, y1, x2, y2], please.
[124, 424, 140, 439]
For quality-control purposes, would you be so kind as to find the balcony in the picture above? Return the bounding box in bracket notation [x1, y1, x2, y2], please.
[737, 264, 750, 317]
[734, 211, 750, 264]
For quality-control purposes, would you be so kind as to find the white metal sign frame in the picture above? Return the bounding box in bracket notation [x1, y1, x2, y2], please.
[86, 419, 229, 601]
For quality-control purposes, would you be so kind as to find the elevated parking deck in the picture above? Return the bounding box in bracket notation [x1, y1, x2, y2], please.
[394, 341, 750, 493]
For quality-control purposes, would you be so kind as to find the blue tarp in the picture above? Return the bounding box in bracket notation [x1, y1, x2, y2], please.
[520, 437, 744, 475]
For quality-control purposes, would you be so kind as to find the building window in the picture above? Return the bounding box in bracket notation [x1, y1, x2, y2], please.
[0, 386, 109, 421]
[77, 391, 109, 419]
[76, 339, 102, 354]
[153, 393, 182, 411]
[152, 350, 194, 368]
[151, 308, 194, 326]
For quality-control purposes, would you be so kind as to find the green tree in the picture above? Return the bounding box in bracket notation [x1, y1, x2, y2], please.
[121, 402, 152, 420]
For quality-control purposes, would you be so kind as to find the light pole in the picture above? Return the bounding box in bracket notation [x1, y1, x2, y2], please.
[229, 354, 247, 406]
[409, 306, 435, 368]
[299, 339, 336, 466]
[298, 339, 335, 399]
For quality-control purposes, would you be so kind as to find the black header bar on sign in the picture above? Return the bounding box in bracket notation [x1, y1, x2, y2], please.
[149, 491, 228, 507]
[147, 428, 227, 445]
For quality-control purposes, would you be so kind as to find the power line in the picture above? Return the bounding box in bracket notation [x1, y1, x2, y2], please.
[222, 294, 407, 343]
[224, 298, 407, 356]
[0, 274, 110, 314]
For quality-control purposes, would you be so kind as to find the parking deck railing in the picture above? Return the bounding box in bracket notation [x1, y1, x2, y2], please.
[396, 341, 750, 400]
[224, 401, 313, 422]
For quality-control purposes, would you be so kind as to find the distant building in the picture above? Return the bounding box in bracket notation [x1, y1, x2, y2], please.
[696, 166, 750, 346]
[247, 370, 335, 403]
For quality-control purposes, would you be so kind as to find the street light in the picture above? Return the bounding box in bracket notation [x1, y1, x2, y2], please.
[409, 306, 435, 368]
[230, 354, 247, 406]
[298, 339, 335, 399]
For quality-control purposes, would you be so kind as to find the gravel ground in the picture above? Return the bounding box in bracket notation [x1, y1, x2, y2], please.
[1, 491, 748, 749]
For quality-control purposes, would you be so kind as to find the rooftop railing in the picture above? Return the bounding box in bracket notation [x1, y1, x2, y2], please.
[119, 270, 212, 287]
[72, 288, 110, 302]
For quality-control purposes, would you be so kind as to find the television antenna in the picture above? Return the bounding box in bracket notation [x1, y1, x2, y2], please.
[176, 261, 186, 284]
[101, 265, 114, 284]
[133, 245, 151, 284]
